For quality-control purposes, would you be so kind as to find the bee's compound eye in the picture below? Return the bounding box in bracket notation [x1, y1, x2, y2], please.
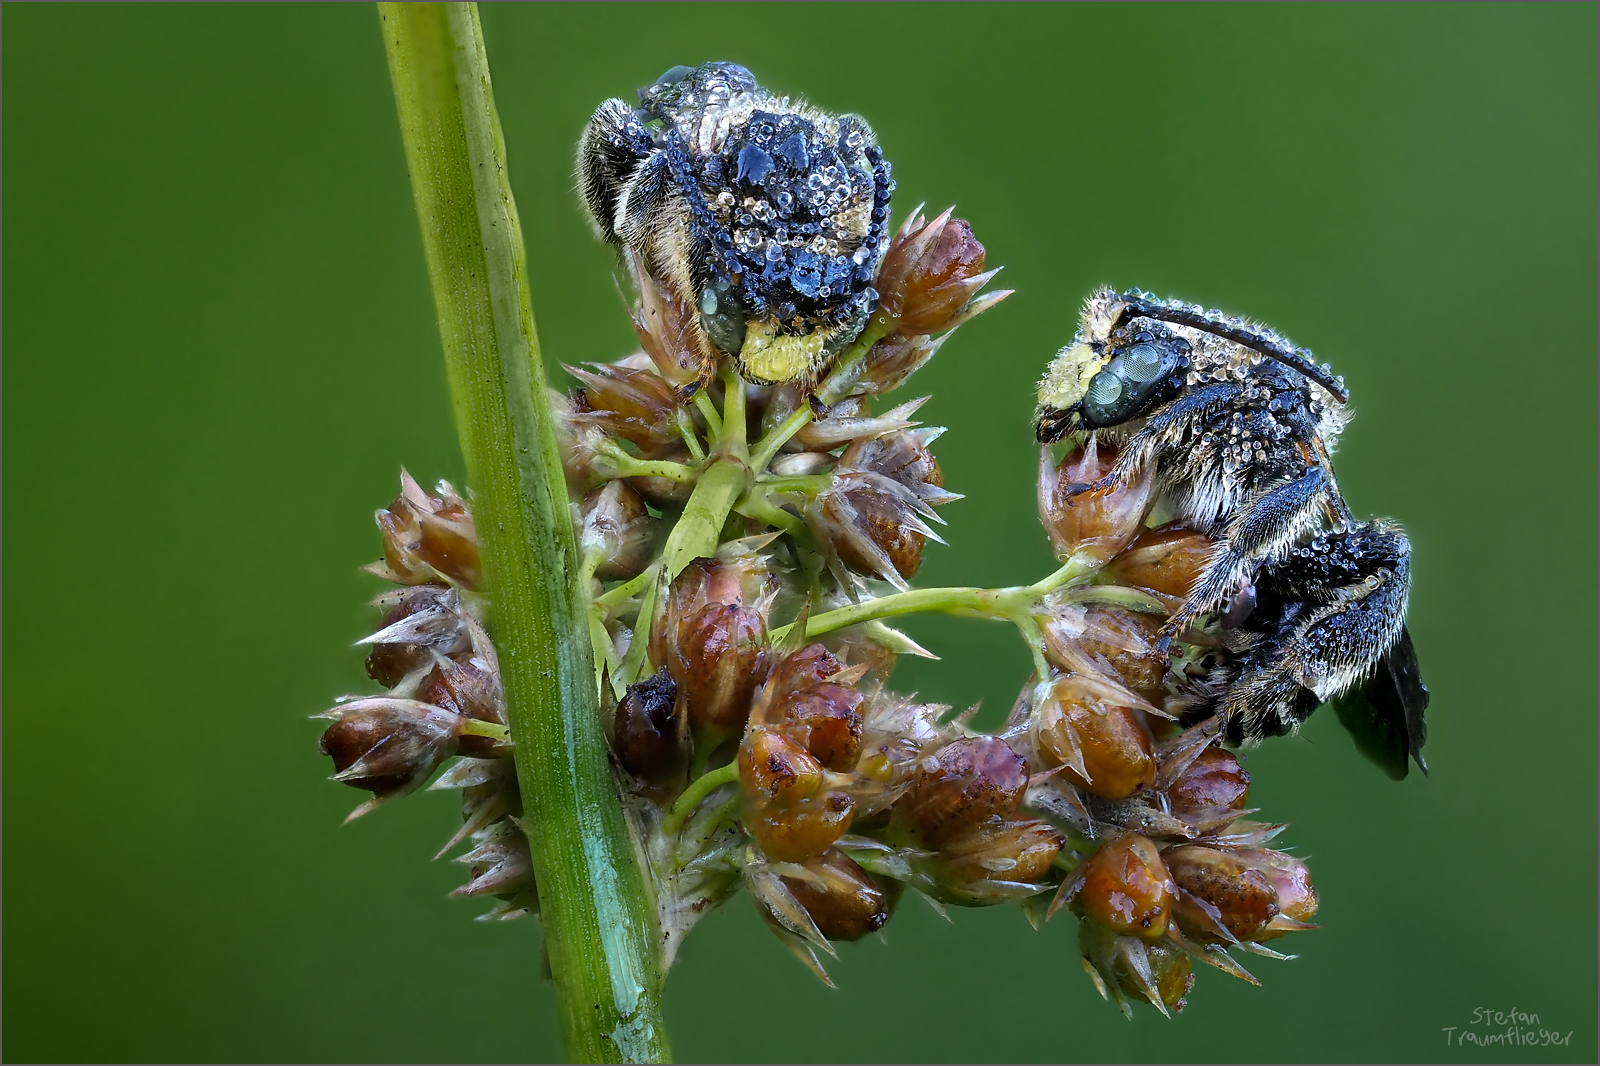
[654, 65, 695, 88]
[700, 280, 748, 355]
[1086, 372, 1123, 407]
[1122, 343, 1163, 382]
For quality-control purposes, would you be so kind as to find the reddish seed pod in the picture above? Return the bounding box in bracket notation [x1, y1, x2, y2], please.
[1038, 440, 1153, 569]
[748, 790, 856, 863]
[860, 332, 941, 394]
[766, 643, 845, 702]
[1166, 844, 1280, 943]
[935, 819, 1065, 900]
[1078, 918, 1194, 1014]
[671, 602, 770, 742]
[819, 481, 929, 582]
[876, 210, 994, 335]
[1073, 608, 1170, 698]
[738, 728, 824, 808]
[1103, 523, 1216, 599]
[780, 849, 889, 941]
[1033, 675, 1156, 800]
[362, 584, 470, 687]
[1236, 848, 1319, 932]
[839, 432, 945, 498]
[1076, 833, 1175, 941]
[318, 699, 463, 807]
[374, 472, 481, 589]
[774, 683, 866, 772]
[565, 361, 681, 445]
[417, 657, 506, 758]
[900, 736, 1028, 845]
[611, 668, 686, 783]
[1166, 746, 1251, 816]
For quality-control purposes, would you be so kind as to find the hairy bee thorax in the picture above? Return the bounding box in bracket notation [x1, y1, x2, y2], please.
[579, 62, 893, 387]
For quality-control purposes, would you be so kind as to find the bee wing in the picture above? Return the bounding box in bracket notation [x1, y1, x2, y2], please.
[1331, 624, 1429, 780]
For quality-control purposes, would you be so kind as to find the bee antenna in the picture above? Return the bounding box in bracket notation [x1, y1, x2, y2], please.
[1116, 292, 1349, 404]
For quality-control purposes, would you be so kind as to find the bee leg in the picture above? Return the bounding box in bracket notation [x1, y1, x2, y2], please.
[1218, 526, 1421, 771]
[577, 99, 647, 245]
[1064, 383, 1240, 500]
[1155, 466, 1333, 655]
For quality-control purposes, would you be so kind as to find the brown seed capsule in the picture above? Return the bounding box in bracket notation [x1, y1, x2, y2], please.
[1033, 675, 1156, 800]
[671, 602, 770, 743]
[1076, 833, 1175, 941]
[774, 683, 866, 772]
[1070, 607, 1170, 698]
[1103, 524, 1216, 599]
[362, 584, 470, 687]
[611, 668, 686, 783]
[748, 790, 857, 863]
[372, 471, 481, 589]
[900, 736, 1028, 845]
[839, 431, 947, 500]
[1236, 848, 1319, 932]
[1078, 918, 1194, 1014]
[580, 481, 655, 580]
[876, 209, 1002, 336]
[318, 698, 463, 810]
[739, 728, 824, 808]
[815, 476, 934, 585]
[417, 656, 507, 758]
[766, 643, 845, 701]
[935, 820, 1065, 901]
[1166, 844, 1280, 943]
[652, 554, 774, 668]
[780, 849, 889, 941]
[1038, 440, 1153, 570]
[565, 361, 681, 445]
[1166, 746, 1250, 817]
[860, 332, 943, 394]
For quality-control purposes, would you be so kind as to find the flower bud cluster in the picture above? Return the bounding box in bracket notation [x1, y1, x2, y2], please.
[318, 472, 532, 918]
[1014, 438, 1322, 1015]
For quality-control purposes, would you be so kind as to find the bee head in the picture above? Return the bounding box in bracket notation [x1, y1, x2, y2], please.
[1035, 290, 1190, 442]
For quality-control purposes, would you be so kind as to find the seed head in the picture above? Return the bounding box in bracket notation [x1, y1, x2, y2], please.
[1038, 440, 1153, 569]
[899, 736, 1028, 846]
[317, 698, 467, 819]
[416, 655, 508, 759]
[875, 208, 1008, 336]
[779, 849, 890, 941]
[739, 727, 826, 808]
[1102, 524, 1216, 600]
[611, 667, 687, 783]
[771, 682, 867, 772]
[1165, 844, 1280, 943]
[1031, 674, 1157, 800]
[1235, 848, 1319, 935]
[1066, 832, 1175, 941]
[1164, 746, 1251, 828]
[929, 819, 1065, 905]
[747, 791, 857, 863]
[565, 360, 682, 446]
[368, 471, 481, 589]
[360, 583, 471, 687]
[580, 481, 656, 580]
[1078, 918, 1194, 1017]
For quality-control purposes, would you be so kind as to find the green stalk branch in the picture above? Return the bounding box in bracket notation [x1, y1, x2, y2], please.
[379, 5, 668, 1060]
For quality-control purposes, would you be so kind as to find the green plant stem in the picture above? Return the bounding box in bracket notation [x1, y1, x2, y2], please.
[379, 5, 668, 1061]
[660, 761, 742, 841]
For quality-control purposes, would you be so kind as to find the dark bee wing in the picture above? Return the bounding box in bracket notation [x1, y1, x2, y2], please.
[1330, 625, 1429, 780]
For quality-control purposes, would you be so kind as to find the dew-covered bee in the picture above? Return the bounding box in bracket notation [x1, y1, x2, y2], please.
[578, 62, 893, 387]
[1036, 288, 1428, 773]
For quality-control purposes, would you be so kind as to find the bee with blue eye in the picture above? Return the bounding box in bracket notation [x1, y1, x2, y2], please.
[577, 62, 893, 388]
[1037, 288, 1428, 775]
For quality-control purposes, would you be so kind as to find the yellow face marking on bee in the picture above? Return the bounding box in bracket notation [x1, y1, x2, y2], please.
[1037, 340, 1112, 413]
[738, 318, 830, 385]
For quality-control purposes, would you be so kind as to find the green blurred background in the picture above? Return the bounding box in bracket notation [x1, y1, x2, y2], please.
[4, 3, 1596, 1062]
